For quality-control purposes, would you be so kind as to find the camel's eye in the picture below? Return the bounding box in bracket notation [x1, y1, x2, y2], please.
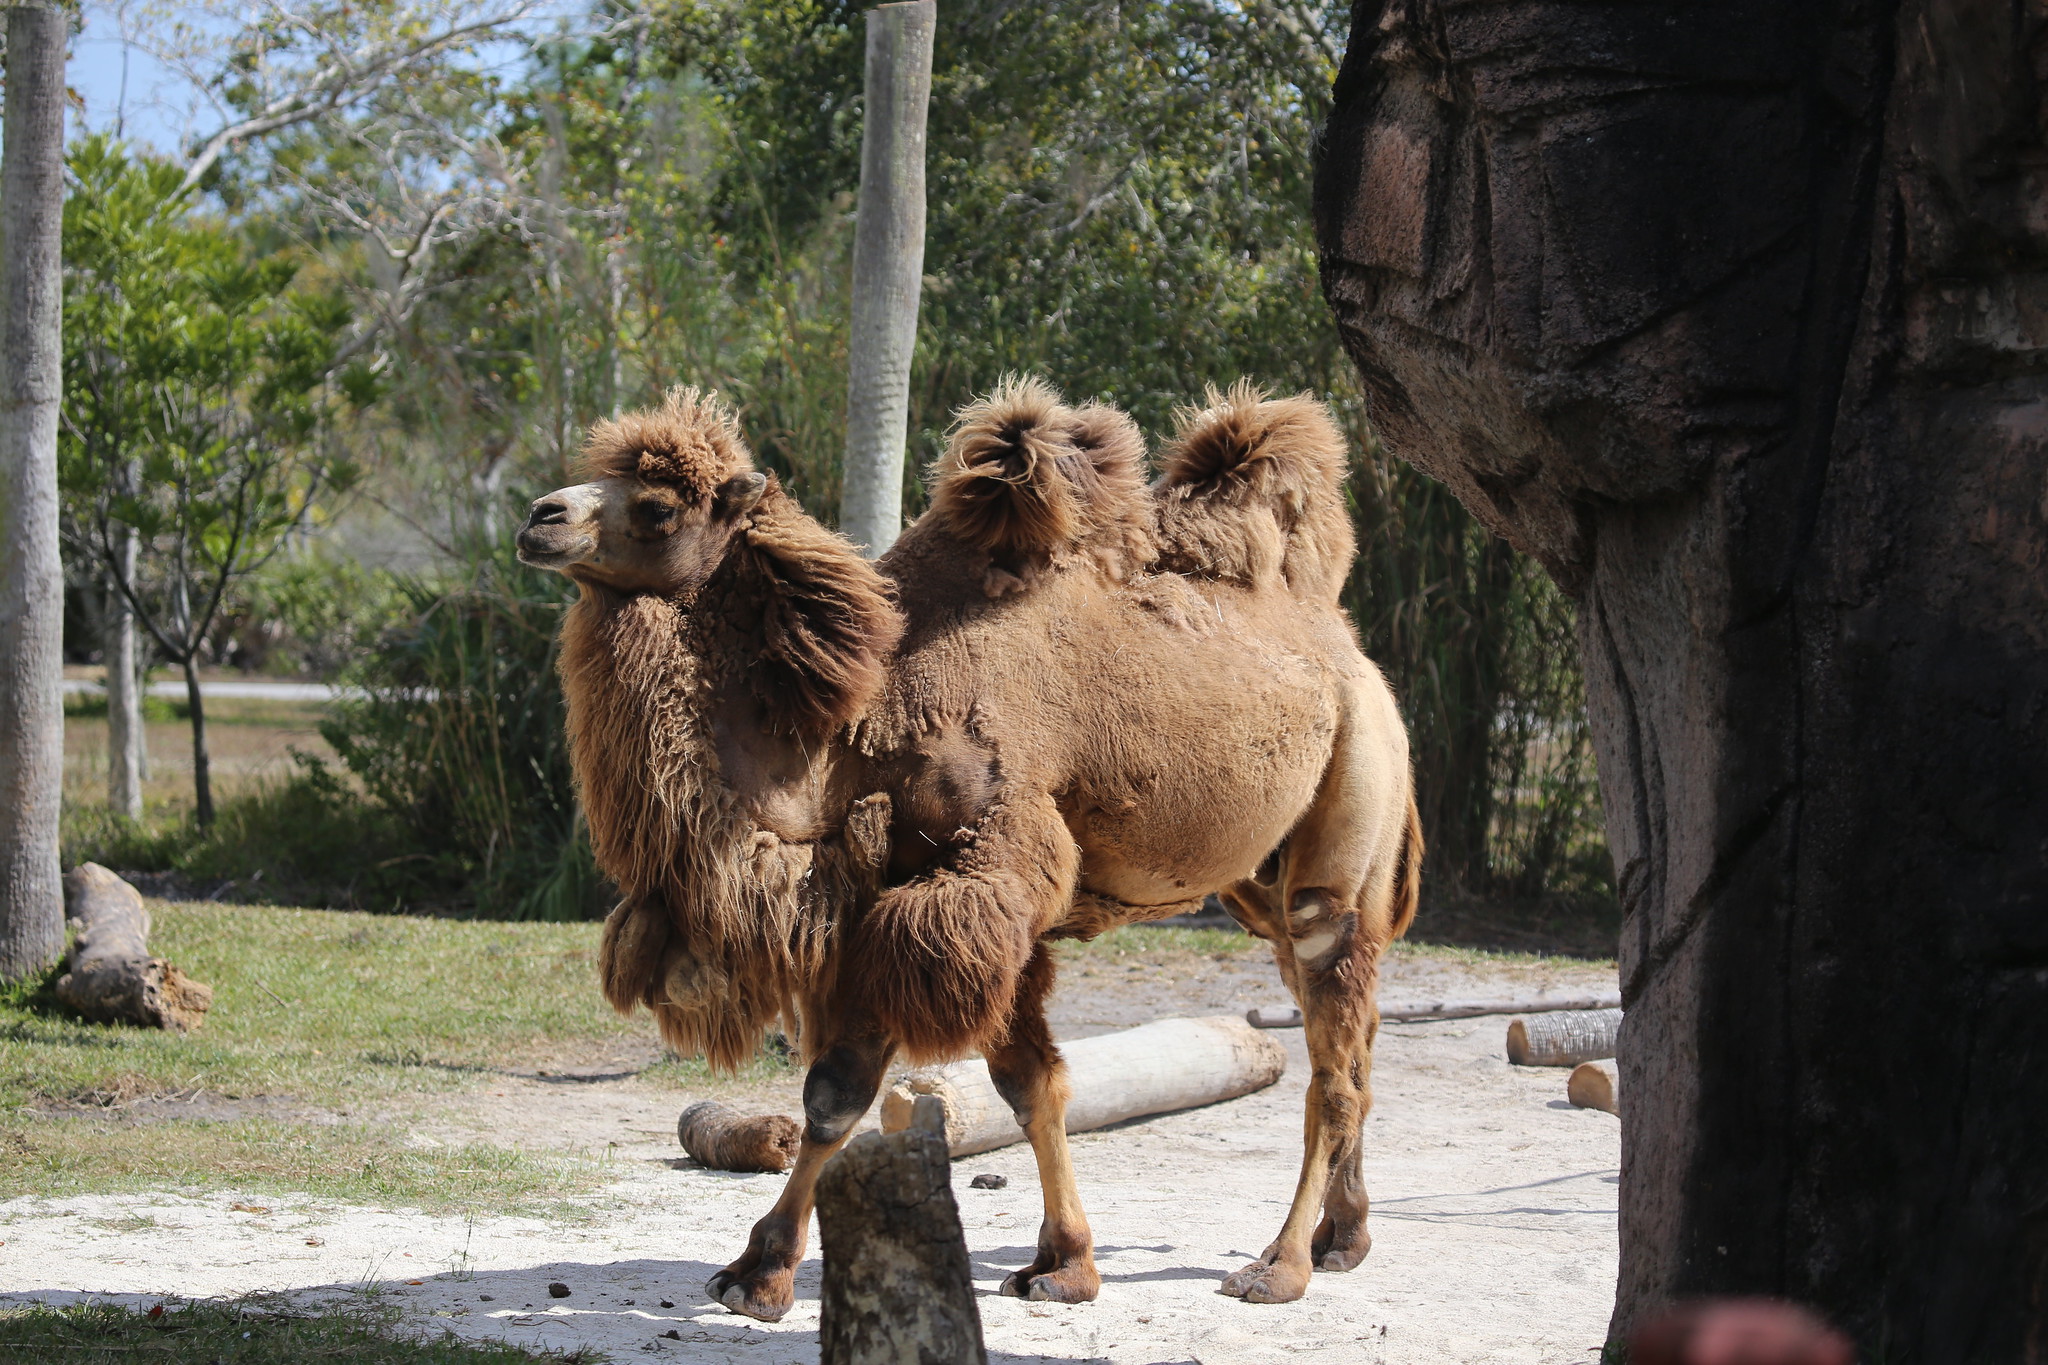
[628, 497, 679, 538]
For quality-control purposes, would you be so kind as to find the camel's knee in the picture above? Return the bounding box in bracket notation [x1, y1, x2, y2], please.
[988, 1048, 1067, 1129]
[1287, 892, 1354, 971]
[801, 1039, 892, 1144]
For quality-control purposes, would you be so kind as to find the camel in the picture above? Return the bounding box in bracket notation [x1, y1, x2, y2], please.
[515, 378, 1421, 1319]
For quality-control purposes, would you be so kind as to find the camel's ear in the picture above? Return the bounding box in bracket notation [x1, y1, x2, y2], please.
[716, 471, 768, 517]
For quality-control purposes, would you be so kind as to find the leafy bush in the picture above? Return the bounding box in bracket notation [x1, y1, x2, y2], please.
[317, 540, 604, 920]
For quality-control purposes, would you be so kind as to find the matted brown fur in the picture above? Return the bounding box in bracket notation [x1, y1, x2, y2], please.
[930, 377, 1155, 596]
[577, 386, 752, 493]
[1154, 381, 1357, 602]
[553, 391, 902, 1069]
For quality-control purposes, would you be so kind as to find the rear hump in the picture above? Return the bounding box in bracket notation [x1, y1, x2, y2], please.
[1154, 382, 1354, 602]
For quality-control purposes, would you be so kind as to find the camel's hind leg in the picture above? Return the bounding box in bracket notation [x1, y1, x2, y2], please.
[706, 1024, 895, 1320]
[1215, 875, 1384, 1303]
[984, 944, 1100, 1303]
[1216, 705, 1413, 1304]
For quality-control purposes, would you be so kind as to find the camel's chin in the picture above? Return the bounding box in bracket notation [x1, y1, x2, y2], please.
[515, 534, 593, 571]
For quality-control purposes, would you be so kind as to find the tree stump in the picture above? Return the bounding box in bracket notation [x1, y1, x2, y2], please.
[817, 1095, 987, 1365]
[54, 864, 211, 1031]
[1507, 1009, 1623, 1067]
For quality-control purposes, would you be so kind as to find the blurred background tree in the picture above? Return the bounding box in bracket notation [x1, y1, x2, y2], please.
[56, 0, 1611, 942]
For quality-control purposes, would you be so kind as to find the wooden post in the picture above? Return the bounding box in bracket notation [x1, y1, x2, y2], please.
[838, 0, 935, 557]
[818, 1095, 988, 1365]
[0, 1, 70, 982]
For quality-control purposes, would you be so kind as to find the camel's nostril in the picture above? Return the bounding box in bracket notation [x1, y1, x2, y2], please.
[527, 499, 570, 528]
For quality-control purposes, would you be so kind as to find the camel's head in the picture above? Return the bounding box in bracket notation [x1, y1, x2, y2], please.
[517, 388, 769, 595]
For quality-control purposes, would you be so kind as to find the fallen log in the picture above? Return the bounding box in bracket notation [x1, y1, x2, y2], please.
[1568, 1060, 1621, 1115]
[818, 1093, 987, 1365]
[1248, 992, 1624, 1028]
[881, 1015, 1285, 1157]
[1506, 1008, 1623, 1066]
[676, 1100, 801, 1172]
[54, 864, 211, 1032]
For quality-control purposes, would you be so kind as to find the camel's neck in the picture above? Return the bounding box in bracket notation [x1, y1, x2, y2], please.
[554, 488, 902, 896]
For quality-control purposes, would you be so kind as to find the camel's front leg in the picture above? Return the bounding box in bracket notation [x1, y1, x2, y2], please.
[706, 1029, 895, 1320]
[985, 945, 1100, 1303]
[1218, 887, 1380, 1305]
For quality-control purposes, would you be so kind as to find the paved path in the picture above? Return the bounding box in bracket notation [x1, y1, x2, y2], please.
[62, 678, 350, 703]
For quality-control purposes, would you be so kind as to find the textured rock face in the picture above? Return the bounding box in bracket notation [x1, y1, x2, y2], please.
[1317, 0, 2048, 1355]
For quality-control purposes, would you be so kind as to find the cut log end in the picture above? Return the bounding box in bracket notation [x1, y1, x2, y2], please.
[676, 1100, 802, 1172]
[54, 864, 212, 1033]
[1568, 1060, 1620, 1115]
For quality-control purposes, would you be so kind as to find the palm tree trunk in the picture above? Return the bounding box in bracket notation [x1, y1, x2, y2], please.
[106, 530, 146, 821]
[0, 2, 70, 982]
[838, 0, 935, 557]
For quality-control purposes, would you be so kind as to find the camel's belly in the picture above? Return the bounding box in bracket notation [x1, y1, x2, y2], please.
[1058, 592, 1348, 906]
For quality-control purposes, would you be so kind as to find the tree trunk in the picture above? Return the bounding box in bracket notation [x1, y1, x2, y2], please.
[1316, 1, 2048, 1356]
[106, 530, 146, 821]
[817, 1096, 988, 1365]
[181, 657, 213, 828]
[0, 2, 69, 983]
[838, 0, 935, 558]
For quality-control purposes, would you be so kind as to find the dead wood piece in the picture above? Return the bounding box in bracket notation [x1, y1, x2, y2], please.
[1247, 1004, 1303, 1028]
[677, 1100, 802, 1172]
[880, 1015, 1286, 1157]
[818, 1093, 986, 1365]
[54, 863, 212, 1032]
[1384, 992, 1622, 1023]
[1568, 1059, 1620, 1115]
[1506, 1008, 1623, 1067]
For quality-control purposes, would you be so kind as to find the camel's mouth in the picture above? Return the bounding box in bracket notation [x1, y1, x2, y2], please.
[514, 525, 593, 570]
[517, 485, 604, 570]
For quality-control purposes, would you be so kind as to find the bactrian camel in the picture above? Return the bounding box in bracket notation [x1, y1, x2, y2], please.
[516, 379, 1420, 1317]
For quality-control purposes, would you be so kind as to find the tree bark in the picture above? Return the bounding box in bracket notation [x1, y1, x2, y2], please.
[0, 2, 69, 983]
[106, 528, 146, 821]
[817, 1096, 988, 1365]
[1316, 0, 2048, 1355]
[181, 656, 213, 827]
[838, 0, 934, 558]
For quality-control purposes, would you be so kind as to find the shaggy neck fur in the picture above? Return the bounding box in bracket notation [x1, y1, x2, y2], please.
[561, 487, 901, 1069]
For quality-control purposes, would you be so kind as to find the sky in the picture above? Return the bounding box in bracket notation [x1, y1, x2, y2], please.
[64, 1, 220, 157]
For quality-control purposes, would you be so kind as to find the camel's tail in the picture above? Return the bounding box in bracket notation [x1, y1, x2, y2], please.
[926, 376, 1154, 589]
[1388, 792, 1423, 942]
[1153, 382, 1355, 603]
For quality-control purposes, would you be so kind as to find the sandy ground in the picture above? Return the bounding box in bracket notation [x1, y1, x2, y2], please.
[0, 950, 1620, 1364]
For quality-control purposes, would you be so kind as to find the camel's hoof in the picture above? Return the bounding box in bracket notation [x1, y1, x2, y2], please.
[1218, 1258, 1309, 1304]
[1001, 1265, 1100, 1304]
[1312, 1222, 1371, 1272]
[707, 1269, 793, 1322]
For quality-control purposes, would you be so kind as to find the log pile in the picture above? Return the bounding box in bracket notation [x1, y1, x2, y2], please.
[54, 864, 211, 1032]
[817, 1093, 987, 1365]
[881, 1015, 1284, 1157]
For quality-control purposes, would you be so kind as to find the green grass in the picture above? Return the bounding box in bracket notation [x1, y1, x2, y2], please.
[0, 902, 790, 1209]
[0, 1298, 589, 1364]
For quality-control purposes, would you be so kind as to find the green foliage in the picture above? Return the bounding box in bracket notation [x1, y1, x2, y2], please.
[319, 538, 601, 920]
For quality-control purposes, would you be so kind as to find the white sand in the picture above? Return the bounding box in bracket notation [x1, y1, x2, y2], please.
[0, 952, 1619, 1363]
